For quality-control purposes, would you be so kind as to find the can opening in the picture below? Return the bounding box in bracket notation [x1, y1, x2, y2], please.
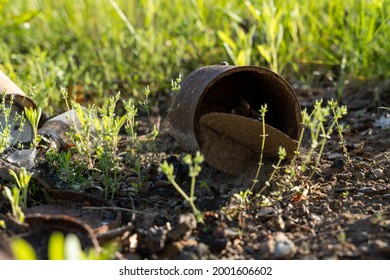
[195, 68, 300, 149]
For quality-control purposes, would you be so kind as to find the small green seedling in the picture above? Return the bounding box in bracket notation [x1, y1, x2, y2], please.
[290, 107, 313, 166]
[24, 106, 42, 147]
[251, 104, 268, 191]
[160, 151, 204, 221]
[260, 146, 287, 195]
[233, 189, 253, 210]
[286, 98, 349, 180]
[329, 100, 350, 164]
[301, 99, 328, 172]
[309, 99, 348, 178]
[9, 167, 32, 210]
[123, 98, 138, 143]
[171, 74, 182, 95]
[161, 74, 182, 125]
[2, 186, 25, 222]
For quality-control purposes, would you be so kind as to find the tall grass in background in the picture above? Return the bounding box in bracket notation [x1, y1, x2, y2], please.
[0, 0, 389, 114]
[220, 0, 390, 79]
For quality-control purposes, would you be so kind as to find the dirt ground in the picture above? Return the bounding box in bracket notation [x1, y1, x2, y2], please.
[0, 79, 389, 260]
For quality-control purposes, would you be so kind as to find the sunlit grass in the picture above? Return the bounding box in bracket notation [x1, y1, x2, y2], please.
[0, 0, 388, 114]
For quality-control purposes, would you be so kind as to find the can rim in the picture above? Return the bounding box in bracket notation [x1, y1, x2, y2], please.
[3, 93, 37, 109]
[192, 65, 301, 148]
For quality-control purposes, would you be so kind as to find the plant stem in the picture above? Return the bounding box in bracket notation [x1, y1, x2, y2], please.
[259, 146, 286, 195]
[251, 104, 268, 191]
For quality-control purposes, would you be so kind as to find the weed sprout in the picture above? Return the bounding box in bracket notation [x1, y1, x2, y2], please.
[160, 151, 204, 222]
[251, 104, 268, 191]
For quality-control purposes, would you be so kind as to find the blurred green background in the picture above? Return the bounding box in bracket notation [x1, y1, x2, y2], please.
[1, 0, 389, 115]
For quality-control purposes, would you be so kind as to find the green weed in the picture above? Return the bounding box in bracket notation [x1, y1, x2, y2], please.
[260, 146, 287, 195]
[42, 73, 180, 200]
[251, 104, 268, 191]
[24, 106, 42, 147]
[123, 98, 138, 144]
[0, 92, 27, 152]
[231, 99, 349, 207]
[63, 91, 127, 199]
[160, 151, 204, 222]
[233, 189, 253, 210]
[45, 149, 89, 187]
[296, 99, 349, 178]
[329, 100, 351, 164]
[2, 186, 25, 222]
[9, 167, 32, 211]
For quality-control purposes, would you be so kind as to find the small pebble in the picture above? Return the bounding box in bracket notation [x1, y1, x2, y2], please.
[273, 233, 296, 259]
[382, 194, 390, 200]
[359, 186, 376, 193]
[310, 213, 323, 223]
[224, 228, 240, 239]
[167, 213, 197, 241]
[374, 240, 390, 256]
[354, 171, 365, 182]
[371, 203, 382, 211]
[257, 207, 276, 217]
[369, 168, 385, 179]
[355, 231, 369, 242]
[328, 158, 345, 173]
[353, 192, 364, 199]
[125, 176, 142, 185]
[373, 152, 390, 161]
[269, 215, 285, 231]
[328, 153, 344, 160]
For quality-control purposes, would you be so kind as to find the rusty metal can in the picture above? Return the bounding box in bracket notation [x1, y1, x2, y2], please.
[37, 109, 84, 151]
[168, 65, 302, 174]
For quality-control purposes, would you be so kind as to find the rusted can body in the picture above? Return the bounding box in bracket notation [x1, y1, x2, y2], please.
[37, 109, 83, 151]
[0, 71, 36, 146]
[168, 65, 302, 174]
